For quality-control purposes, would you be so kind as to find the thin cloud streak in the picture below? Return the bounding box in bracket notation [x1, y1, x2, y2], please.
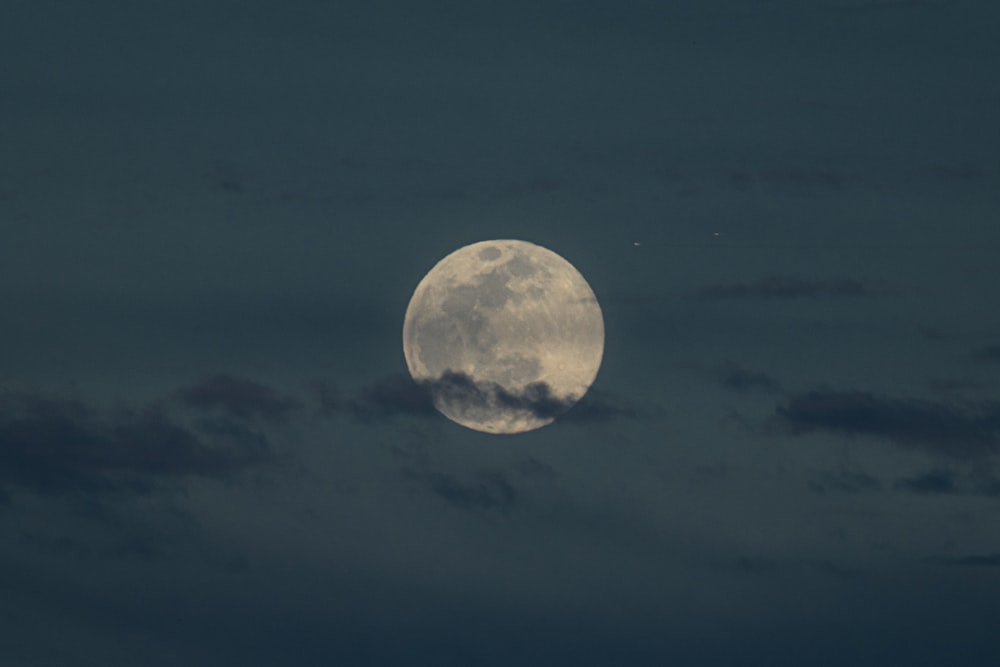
[772, 389, 1000, 458]
[0, 389, 276, 500]
[698, 276, 872, 300]
[176, 374, 302, 423]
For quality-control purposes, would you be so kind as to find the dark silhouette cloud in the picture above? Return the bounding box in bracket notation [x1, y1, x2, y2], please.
[501, 177, 565, 197]
[309, 379, 342, 417]
[940, 554, 1000, 567]
[719, 363, 782, 393]
[176, 374, 301, 422]
[348, 373, 438, 420]
[917, 325, 949, 341]
[0, 390, 275, 500]
[697, 276, 871, 300]
[414, 469, 516, 511]
[758, 167, 844, 192]
[428, 370, 577, 421]
[971, 344, 1000, 364]
[927, 378, 989, 397]
[772, 390, 1000, 458]
[512, 457, 557, 480]
[822, 0, 955, 12]
[892, 468, 1000, 497]
[893, 469, 959, 495]
[929, 163, 982, 182]
[808, 470, 882, 495]
[347, 371, 637, 424]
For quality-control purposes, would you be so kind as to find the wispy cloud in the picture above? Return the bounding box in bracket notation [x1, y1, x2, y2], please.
[718, 363, 782, 393]
[808, 470, 882, 495]
[892, 468, 959, 495]
[347, 373, 439, 420]
[406, 468, 517, 512]
[893, 467, 1000, 497]
[698, 276, 872, 300]
[971, 344, 1000, 364]
[772, 389, 1000, 458]
[346, 371, 637, 424]
[937, 554, 1000, 567]
[822, 0, 955, 13]
[0, 389, 276, 501]
[176, 374, 301, 423]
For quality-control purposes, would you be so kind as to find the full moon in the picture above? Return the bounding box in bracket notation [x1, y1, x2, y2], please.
[402, 239, 604, 434]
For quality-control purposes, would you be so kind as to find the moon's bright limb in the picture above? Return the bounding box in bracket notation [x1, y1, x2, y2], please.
[402, 239, 604, 434]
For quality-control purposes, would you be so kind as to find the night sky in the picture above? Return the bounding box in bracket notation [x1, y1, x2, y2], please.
[2, 1, 1000, 664]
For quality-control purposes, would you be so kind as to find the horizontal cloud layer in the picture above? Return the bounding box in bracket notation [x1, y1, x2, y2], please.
[772, 389, 1000, 458]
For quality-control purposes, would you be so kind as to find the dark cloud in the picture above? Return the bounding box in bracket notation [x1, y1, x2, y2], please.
[347, 371, 637, 424]
[927, 378, 990, 397]
[892, 468, 1000, 497]
[758, 167, 844, 192]
[893, 469, 959, 495]
[772, 390, 1000, 458]
[808, 470, 882, 495]
[718, 363, 782, 393]
[928, 163, 982, 182]
[0, 390, 275, 500]
[734, 556, 784, 574]
[430, 371, 577, 421]
[412, 469, 517, 512]
[309, 379, 342, 417]
[917, 325, 949, 341]
[560, 388, 641, 423]
[970, 473, 1000, 497]
[500, 177, 565, 197]
[822, 0, 955, 12]
[719, 164, 844, 194]
[176, 374, 301, 423]
[939, 554, 1000, 567]
[348, 373, 438, 420]
[697, 276, 872, 300]
[971, 345, 1000, 364]
[512, 457, 557, 480]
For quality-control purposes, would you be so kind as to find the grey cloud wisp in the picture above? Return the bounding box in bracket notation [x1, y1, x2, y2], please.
[349, 371, 637, 424]
[773, 389, 1000, 458]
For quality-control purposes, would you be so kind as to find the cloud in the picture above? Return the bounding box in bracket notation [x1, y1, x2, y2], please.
[822, 0, 955, 12]
[428, 371, 577, 421]
[771, 389, 1000, 458]
[0, 390, 275, 500]
[718, 363, 782, 393]
[176, 374, 301, 422]
[939, 554, 1000, 567]
[411, 469, 516, 511]
[892, 469, 959, 495]
[309, 380, 342, 417]
[971, 345, 1000, 364]
[927, 378, 989, 397]
[347, 371, 638, 424]
[758, 167, 843, 192]
[348, 373, 439, 420]
[808, 470, 882, 495]
[892, 468, 1000, 497]
[697, 276, 872, 300]
[512, 457, 557, 480]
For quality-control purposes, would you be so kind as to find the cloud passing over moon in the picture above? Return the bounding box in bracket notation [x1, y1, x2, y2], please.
[402, 240, 604, 434]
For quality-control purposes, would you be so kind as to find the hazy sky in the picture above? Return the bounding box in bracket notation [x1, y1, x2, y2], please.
[2, 1, 1000, 664]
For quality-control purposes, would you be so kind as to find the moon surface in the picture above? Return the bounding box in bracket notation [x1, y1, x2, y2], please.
[403, 239, 604, 434]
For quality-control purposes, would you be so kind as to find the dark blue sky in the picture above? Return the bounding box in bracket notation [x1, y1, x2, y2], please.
[2, 1, 1000, 664]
